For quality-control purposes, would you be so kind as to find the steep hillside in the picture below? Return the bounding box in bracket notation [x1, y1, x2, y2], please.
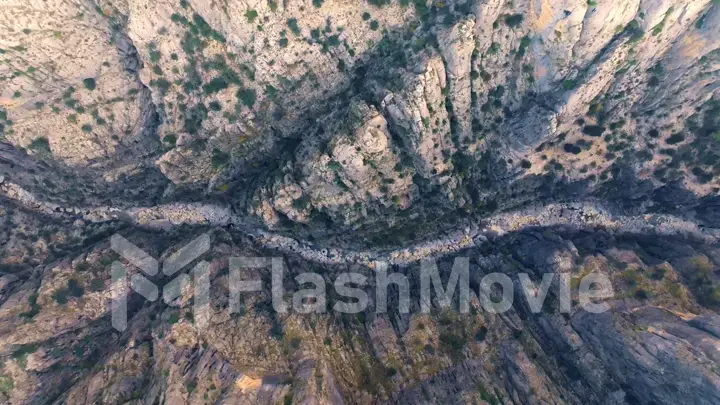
[1, 0, 720, 404]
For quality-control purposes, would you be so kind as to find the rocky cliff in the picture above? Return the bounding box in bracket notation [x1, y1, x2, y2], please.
[1, 0, 720, 404]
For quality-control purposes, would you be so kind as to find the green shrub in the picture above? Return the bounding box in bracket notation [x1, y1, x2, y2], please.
[53, 288, 68, 304]
[163, 134, 177, 146]
[665, 133, 685, 145]
[208, 101, 222, 111]
[237, 88, 256, 107]
[81, 124, 93, 133]
[582, 125, 605, 137]
[152, 78, 171, 93]
[211, 148, 230, 168]
[202, 77, 229, 94]
[19, 293, 40, 319]
[83, 78, 96, 90]
[0, 373, 13, 395]
[246, 9, 258, 22]
[28, 137, 50, 152]
[265, 84, 277, 99]
[287, 18, 301, 35]
[625, 20, 644, 43]
[90, 278, 105, 292]
[362, 12, 371, 21]
[562, 79, 578, 90]
[504, 14, 524, 28]
[369, 20, 379, 31]
[168, 313, 180, 324]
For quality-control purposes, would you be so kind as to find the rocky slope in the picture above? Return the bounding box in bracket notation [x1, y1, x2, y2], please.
[1, 0, 720, 404]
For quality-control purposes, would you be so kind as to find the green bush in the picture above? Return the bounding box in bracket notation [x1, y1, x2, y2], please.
[0, 373, 13, 396]
[246, 9, 258, 23]
[237, 88, 256, 107]
[369, 20, 379, 31]
[665, 133, 685, 144]
[163, 134, 177, 147]
[168, 313, 180, 324]
[504, 14, 524, 28]
[90, 278, 105, 292]
[287, 18, 301, 35]
[83, 78, 97, 90]
[75, 262, 90, 272]
[202, 77, 229, 94]
[19, 293, 40, 319]
[562, 79, 578, 90]
[211, 148, 230, 168]
[28, 137, 50, 152]
[625, 20, 644, 43]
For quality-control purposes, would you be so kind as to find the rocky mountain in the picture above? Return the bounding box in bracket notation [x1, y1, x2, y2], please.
[1, 0, 720, 404]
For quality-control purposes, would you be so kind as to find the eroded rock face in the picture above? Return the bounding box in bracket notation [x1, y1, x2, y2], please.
[1, 0, 720, 403]
[252, 101, 416, 229]
[0, 220, 718, 404]
[0, 0, 718, 235]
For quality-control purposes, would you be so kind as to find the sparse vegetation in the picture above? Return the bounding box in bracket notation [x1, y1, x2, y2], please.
[503, 14, 524, 28]
[237, 88, 256, 107]
[83, 78, 96, 90]
[211, 148, 230, 168]
[28, 137, 50, 152]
